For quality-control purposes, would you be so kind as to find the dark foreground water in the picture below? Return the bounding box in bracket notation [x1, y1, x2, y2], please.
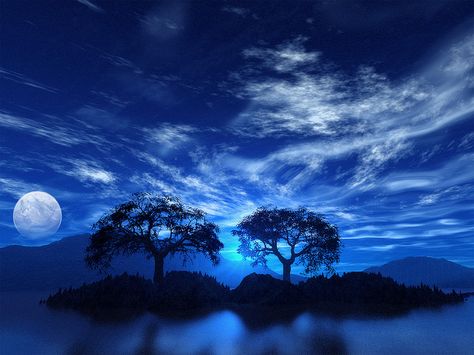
[1, 292, 473, 355]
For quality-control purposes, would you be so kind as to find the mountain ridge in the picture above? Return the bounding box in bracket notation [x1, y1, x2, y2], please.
[365, 256, 474, 290]
[0, 234, 305, 291]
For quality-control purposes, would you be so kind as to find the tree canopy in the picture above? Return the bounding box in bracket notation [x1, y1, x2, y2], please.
[232, 206, 341, 282]
[85, 192, 223, 284]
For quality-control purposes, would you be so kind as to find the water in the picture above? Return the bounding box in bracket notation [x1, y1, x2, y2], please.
[1, 292, 473, 355]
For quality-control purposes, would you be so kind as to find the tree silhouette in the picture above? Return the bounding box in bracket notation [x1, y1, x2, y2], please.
[85, 192, 223, 284]
[233, 207, 341, 282]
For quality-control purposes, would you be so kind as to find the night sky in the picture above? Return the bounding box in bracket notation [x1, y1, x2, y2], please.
[1, 0, 474, 273]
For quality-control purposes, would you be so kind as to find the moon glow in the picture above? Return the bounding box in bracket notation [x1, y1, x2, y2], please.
[13, 191, 62, 239]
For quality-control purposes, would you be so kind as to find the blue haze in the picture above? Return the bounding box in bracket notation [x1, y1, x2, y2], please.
[0, 1, 474, 273]
[1, 292, 473, 354]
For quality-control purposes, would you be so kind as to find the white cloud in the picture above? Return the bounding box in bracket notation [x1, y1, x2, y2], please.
[52, 159, 116, 185]
[355, 242, 426, 252]
[142, 123, 197, 154]
[130, 148, 259, 227]
[130, 166, 257, 227]
[231, 54, 429, 138]
[77, 168, 115, 184]
[438, 218, 460, 225]
[243, 38, 319, 73]
[440, 34, 474, 74]
[130, 173, 174, 194]
[385, 178, 433, 191]
[342, 231, 411, 241]
[356, 244, 397, 252]
[378, 153, 474, 202]
[417, 193, 439, 206]
[350, 138, 410, 189]
[219, 31, 474, 196]
[334, 211, 357, 221]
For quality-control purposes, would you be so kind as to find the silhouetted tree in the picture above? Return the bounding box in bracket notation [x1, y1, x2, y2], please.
[85, 192, 223, 284]
[233, 207, 341, 282]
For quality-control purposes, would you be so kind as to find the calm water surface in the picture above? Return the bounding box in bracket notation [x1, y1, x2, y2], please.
[1, 292, 473, 355]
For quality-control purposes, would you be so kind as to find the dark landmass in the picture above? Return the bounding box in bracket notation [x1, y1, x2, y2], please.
[44, 271, 464, 321]
[3, 235, 470, 322]
[0, 235, 304, 291]
[365, 257, 474, 290]
[43, 272, 230, 320]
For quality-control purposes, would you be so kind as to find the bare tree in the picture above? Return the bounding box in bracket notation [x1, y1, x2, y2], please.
[85, 192, 223, 284]
[233, 207, 341, 282]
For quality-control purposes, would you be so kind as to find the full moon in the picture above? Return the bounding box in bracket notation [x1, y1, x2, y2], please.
[13, 191, 62, 239]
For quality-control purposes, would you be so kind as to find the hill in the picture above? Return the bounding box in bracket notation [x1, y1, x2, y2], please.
[365, 257, 474, 291]
[0, 234, 305, 291]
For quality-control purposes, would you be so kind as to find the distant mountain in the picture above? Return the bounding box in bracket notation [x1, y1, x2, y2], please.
[0, 234, 305, 291]
[365, 257, 474, 291]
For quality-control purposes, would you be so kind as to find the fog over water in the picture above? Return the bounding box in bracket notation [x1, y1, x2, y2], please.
[1, 292, 473, 355]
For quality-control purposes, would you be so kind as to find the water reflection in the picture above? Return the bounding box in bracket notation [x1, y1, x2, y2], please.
[1, 292, 473, 355]
[147, 311, 347, 355]
[134, 323, 159, 355]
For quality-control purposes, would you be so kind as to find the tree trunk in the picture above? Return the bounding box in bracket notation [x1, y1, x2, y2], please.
[283, 262, 291, 283]
[153, 255, 164, 284]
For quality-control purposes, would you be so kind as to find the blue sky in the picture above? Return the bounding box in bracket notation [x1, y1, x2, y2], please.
[1, 0, 474, 273]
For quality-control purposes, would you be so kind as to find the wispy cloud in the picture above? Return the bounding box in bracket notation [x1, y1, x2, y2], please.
[350, 138, 411, 190]
[1, 9, 472, 268]
[142, 123, 198, 155]
[243, 37, 319, 73]
[140, 3, 186, 40]
[459, 132, 474, 150]
[54, 159, 116, 185]
[71, 161, 115, 184]
[74, 105, 128, 130]
[85, 45, 142, 74]
[0, 67, 58, 93]
[222, 6, 248, 17]
[90, 90, 130, 108]
[221, 6, 257, 19]
[382, 153, 474, 195]
[76, 0, 104, 13]
[220, 31, 474, 197]
[0, 177, 42, 198]
[130, 149, 258, 228]
[116, 72, 174, 103]
[0, 112, 107, 147]
[355, 242, 427, 252]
